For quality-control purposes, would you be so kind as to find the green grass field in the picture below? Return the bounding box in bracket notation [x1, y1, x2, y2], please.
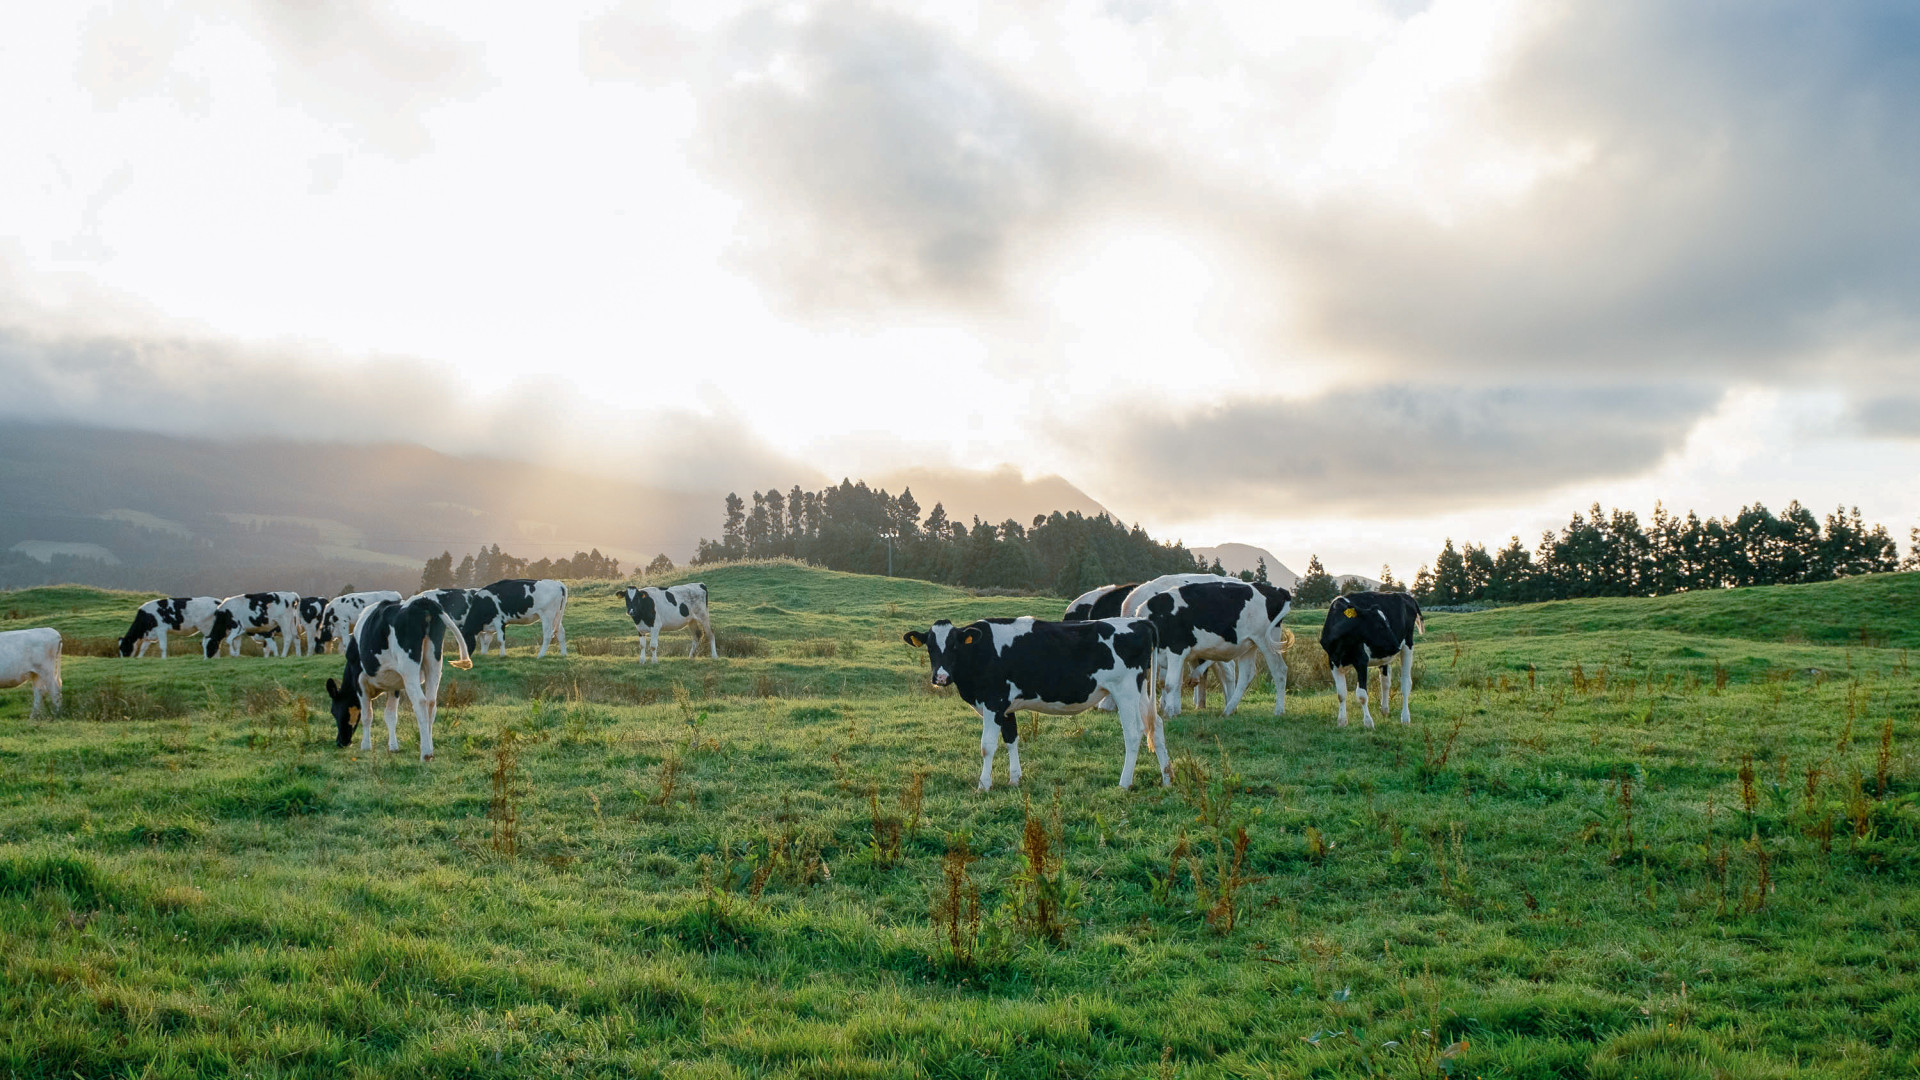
[3, 563, 1919, 1078]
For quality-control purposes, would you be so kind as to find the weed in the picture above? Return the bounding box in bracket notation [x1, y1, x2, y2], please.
[900, 768, 928, 836]
[1738, 754, 1758, 824]
[488, 724, 529, 858]
[1747, 832, 1773, 912]
[1877, 717, 1894, 798]
[652, 752, 683, 809]
[930, 831, 983, 966]
[1417, 715, 1466, 786]
[866, 786, 903, 869]
[1004, 791, 1078, 946]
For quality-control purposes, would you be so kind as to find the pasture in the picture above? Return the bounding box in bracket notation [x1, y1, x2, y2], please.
[2, 563, 1919, 1078]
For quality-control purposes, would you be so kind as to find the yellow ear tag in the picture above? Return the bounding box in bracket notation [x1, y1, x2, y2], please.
[1344, 609, 1357, 618]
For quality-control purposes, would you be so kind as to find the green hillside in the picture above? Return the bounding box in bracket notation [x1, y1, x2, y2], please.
[1, 565, 1918, 1077]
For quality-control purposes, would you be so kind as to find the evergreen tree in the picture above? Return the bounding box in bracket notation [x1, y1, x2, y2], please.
[1209, 557, 1226, 576]
[1295, 555, 1336, 605]
[722, 493, 747, 559]
[647, 553, 675, 575]
[454, 553, 476, 587]
[1411, 564, 1435, 601]
[1378, 565, 1405, 593]
[1253, 557, 1268, 584]
[419, 551, 455, 591]
[1430, 539, 1469, 604]
[1906, 528, 1920, 571]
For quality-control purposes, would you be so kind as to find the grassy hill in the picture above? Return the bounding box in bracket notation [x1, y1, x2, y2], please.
[2, 566, 1918, 1077]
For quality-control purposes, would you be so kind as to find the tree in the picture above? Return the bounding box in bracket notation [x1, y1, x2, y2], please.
[1253, 557, 1268, 584]
[1906, 528, 1920, 572]
[1429, 540, 1469, 604]
[1209, 557, 1226, 576]
[1411, 564, 1435, 601]
[1295, 555, 1336, 605]
[1377, 565, 1405, 593]
[721, 493, 747, 559]
[647, 553, 675, 575]
[419, 551, 455, 591]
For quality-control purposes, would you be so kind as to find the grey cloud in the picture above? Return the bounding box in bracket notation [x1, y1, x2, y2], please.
[1853, 394, 1920, 438]
[0, 325, 813, 496]
[1078, 383, 1722, 517]
[684, 3, 1139, 310]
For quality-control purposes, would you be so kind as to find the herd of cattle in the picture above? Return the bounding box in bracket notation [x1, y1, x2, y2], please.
[0, 571, 1422, 791]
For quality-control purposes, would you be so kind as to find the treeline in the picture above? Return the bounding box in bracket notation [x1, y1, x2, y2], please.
[419, 544, 621, 591]
[692, 480, 1204, 595]
[1403, 502, 1912, 605]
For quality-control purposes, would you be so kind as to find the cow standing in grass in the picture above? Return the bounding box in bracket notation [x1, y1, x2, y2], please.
[622, 584, 715, 662]
[326, 596, 474, 760]
[1138, 579, 1293, 718]
[204, 592, 303, 658]
[1062, 583, 1139, 621]
[904, 617, 1166, 791]
[0, 628, 62, 717]
[1320, 591, 1423, 727]
[118, 596, 219, 658]
[462, 579, 569, 657]
[1121, 572, 1241, 709]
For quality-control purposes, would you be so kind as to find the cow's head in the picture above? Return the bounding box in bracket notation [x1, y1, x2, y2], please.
[119, 608, 158, 657]
[902, 620, 979, 687]
[203, 608, 237, 658]
[623, 586, 656, 628]
[325, 676, 361, 747]
[1321, 596, 1400, 658]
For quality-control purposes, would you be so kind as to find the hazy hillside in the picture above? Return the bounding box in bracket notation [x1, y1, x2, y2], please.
[867, 465, 1110, 526]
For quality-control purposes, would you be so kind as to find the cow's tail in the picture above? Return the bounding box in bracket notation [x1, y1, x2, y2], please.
[1280, 627, 1296, 651]
[437, 605, 475, 670]
[1140, 619, 1159, 754]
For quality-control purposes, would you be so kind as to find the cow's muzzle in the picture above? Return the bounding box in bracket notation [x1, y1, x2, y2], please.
[932, 671, 950, 687]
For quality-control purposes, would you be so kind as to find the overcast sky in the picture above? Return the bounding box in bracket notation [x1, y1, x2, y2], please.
[2, 0, 1917, 576]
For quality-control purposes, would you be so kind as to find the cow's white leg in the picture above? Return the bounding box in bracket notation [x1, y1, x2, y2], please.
[1332, 665, 1349, 726]
[383, 692, 402, 753]
[705, 616, 717, 658]
[556, 615, 567, 656]
[1004, 714, 1022, 788]
[360, 691, 376, 750]
[1399, 645, 1415, 724]
[1117, 704, 1143, 790]
[647, 627, 661, 663]
[1193, 661, 1209, 710]
[1379, 661, 1392, 714]
[686, 628, 699, 658]
[405, 673, 434, 761]
[1355, 663, 1375, 729]
[535, 616, 552, 659]
[1132, 684, 1172, 786]
[29, 674, 44, 719]
[1223, 651, 1260, 716]
[1161, 652, 1186, 718]
[977, 706, 1002, 792]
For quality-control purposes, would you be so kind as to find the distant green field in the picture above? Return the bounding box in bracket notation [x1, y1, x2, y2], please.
[2, 564, 1918, 1078]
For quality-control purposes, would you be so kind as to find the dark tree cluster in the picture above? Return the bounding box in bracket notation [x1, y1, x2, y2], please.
[1408, 501, 1905, 605]
[419, 544, 620, 591]
[692, 480, 1205, 596]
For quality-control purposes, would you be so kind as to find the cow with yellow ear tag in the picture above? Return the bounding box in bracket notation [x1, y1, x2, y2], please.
[903, 616, 1166, 791]
[1319, 591, 1424, 728]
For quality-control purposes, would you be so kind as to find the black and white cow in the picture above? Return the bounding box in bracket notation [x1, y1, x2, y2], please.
[461, 579, 569, 657]
[1062, 582, 1140, 622]
[325, 596, 474, 760]
[1121, 572, 1243, 709]
[903, 617, 1167, 791]
[1140, 579, 1293, 719]
[319, 591, 404, 652]
[1320, 591, 1424, 727]
[204, 592, 303, 658]
[1, 628, 62, 717]
[118, 596, 219, 658]
[291, 596, 328, 656]
[622, 584, 715, 662]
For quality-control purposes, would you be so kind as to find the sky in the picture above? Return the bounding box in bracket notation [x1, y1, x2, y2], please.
[2, 0, 1917, 576]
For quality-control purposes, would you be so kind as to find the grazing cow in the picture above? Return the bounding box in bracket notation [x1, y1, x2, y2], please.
[319, 591, 404, 651]
[1062, 583, 1140, 622]
[204, 592, 303, 658]
[325, 596, 474, 760]
[0, 628, 62, 717]
[1320, 591, 1424, 727]
[118, 596, 219, 658]
[622, 584, 715, 662]
[903, 617, 1167, 791]
[462, 579, 569, 657]
[1139, 579, 1294, 719]
[1120, 572, 1242, 708]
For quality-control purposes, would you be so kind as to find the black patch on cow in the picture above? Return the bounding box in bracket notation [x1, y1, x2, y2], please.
[679, 603, 690, 617]
[299, 596, 327, 624]
[204, 609, 238, 657]
[624, 588, 658, 629]
[1320, 591, 1421, 672]
[483, 579, 537, 619]
[1143, 580, 1259, 656]
[1092, 585, 1137, 619]
[119, 608, 159, 656]
[426, 588, 472, 624]
[1254, 582, 1293, 622]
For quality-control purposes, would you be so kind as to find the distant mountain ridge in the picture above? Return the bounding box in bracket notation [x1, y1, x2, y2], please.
[1189, 543, 1379, 591]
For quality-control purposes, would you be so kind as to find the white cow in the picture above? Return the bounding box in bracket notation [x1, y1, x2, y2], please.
[621, 584, 715, 662]
[1, 628, 63, 717]
[118, 596, 219, 658]
[326, 596, 474, 761]
[204, 592, 303, 658]
[320, 591, 404, 652]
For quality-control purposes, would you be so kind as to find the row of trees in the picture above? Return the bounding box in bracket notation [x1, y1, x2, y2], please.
[692, 480, 1206, 595]
[418, 544, 622, 592]
[1403, 502, 1910, 605]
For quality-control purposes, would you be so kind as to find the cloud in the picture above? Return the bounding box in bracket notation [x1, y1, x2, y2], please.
[0, 323, 814, 495]
[1852, 394, 1920, 439]
[682, 3, 1144, 311]
[1075, 382, 1722, 517]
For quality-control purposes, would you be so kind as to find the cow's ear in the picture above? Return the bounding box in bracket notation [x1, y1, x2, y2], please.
[959, 628, 978, 646]
[902, 630, 926, 648]
[325, 678, 340, 700]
